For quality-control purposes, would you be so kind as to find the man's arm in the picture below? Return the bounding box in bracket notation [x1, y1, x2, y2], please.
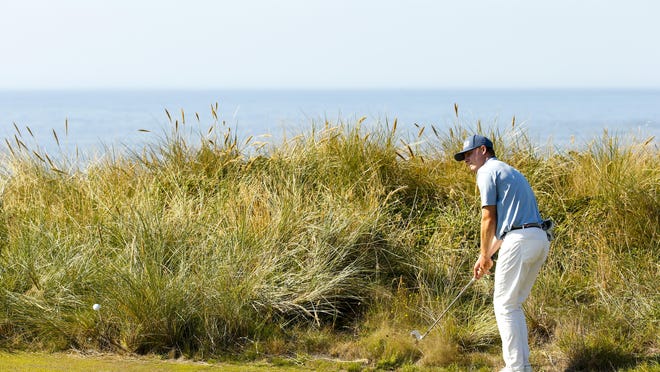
[473, 205, 498, 279]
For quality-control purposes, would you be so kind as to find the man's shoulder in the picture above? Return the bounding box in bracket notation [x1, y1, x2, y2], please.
[477, 158, 520, 184]
[479, 157, 508, 173]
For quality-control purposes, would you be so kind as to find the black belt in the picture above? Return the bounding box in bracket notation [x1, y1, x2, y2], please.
[510, 223, 542, 231]
[502, 223, 542, 238]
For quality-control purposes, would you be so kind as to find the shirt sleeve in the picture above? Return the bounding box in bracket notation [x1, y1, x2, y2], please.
[477, 169, 497, 207]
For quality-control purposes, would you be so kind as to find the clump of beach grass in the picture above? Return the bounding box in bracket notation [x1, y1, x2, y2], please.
[0, 106, 657, 370]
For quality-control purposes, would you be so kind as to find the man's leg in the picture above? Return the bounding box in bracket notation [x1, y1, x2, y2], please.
[494, 229, 549, 371]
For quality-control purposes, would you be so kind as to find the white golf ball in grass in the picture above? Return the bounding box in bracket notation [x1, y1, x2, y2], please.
[92, 303, 101, 311]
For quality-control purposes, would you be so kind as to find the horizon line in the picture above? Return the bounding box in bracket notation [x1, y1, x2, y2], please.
[2, 86, 660, 92]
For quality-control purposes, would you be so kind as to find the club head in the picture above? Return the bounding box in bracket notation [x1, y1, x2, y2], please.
[410, 330, 423, 341]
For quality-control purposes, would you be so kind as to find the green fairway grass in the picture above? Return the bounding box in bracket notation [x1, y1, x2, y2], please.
[0, 351, 346, 371]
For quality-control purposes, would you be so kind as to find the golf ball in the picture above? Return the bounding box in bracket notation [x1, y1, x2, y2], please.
[92, 303, 101, 311]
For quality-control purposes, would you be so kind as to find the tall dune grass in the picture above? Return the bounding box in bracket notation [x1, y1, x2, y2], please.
[0, 109, 657, 370]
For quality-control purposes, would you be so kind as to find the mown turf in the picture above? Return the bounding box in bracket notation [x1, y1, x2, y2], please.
[0, 352, 334, 371]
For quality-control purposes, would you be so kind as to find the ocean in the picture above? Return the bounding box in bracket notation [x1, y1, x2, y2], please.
[0, 89, 658, 157]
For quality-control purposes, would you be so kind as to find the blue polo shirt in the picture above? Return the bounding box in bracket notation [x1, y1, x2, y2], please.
[476, 157, 542, 239]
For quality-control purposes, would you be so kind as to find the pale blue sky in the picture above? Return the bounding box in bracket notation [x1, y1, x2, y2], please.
[2, 0, 659, 89]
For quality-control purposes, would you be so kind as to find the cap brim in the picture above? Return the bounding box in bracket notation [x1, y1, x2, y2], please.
[454, 150, 469, 161]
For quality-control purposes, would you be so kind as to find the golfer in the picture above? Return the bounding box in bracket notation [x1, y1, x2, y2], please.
[454, 135, 550, 372]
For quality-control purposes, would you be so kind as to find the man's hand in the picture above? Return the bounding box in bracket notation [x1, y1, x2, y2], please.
[473, 255, 493, 279]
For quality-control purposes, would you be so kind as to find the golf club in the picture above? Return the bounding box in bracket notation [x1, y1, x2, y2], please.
[410, 277, 476, 341]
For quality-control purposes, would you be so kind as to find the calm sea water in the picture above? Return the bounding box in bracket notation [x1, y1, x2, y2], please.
[0, 89, 658, 157]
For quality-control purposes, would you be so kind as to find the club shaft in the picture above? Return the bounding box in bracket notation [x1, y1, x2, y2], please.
[420, 277, 475, 339]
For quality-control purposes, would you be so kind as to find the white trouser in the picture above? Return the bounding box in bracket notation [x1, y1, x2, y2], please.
[494, 227, 549, 372]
